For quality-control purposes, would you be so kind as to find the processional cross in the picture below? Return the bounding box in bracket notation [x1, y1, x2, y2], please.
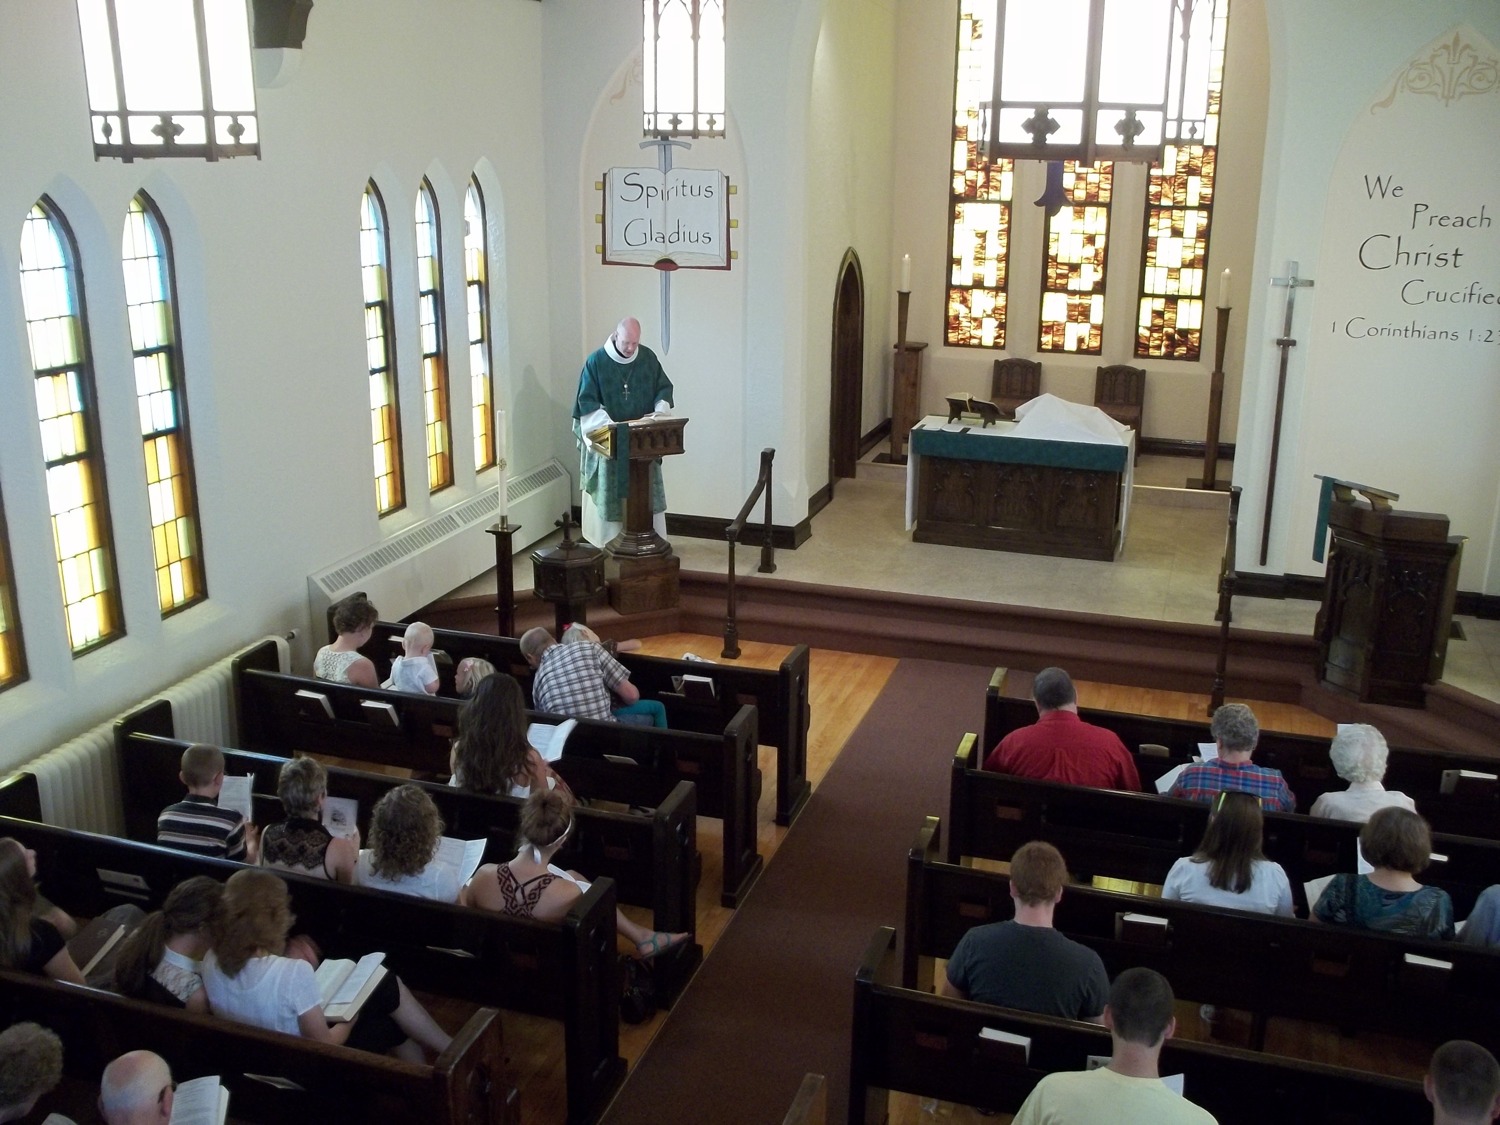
[1259, 261, 1316, 565]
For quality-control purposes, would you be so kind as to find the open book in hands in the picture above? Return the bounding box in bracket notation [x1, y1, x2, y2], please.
[314, 951, 387, 1023]
[168, 1075, 229, 1125]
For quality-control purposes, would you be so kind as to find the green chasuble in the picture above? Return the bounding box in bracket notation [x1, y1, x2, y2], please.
[572, 344, 675, 522]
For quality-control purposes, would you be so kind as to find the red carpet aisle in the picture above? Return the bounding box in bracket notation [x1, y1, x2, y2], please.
[601, 658, 996, 1124]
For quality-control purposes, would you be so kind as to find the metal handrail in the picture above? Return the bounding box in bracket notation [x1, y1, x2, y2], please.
[1210, 485, 1243, 713]
[723, 449, 776, 658]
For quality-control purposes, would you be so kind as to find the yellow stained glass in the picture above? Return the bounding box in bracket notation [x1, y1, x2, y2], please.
[363, 184, 404, 515]
[416, 183, 452, 493]
[1040, 162, 1113, 354]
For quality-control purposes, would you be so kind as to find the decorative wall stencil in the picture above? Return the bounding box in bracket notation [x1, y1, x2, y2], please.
[1374, 30, 1499, 110]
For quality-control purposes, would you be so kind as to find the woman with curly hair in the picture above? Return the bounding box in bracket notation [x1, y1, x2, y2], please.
[259, 757, 359, 884]
[202, 869, 451, 1061]
[112, 876, 222, 1011]
[0, 838, 85, 984]
[313, 594, 380, 688]
[463, 789, 688, 960]
[354, 785, 460, 902]
[448, 673, 568, 799]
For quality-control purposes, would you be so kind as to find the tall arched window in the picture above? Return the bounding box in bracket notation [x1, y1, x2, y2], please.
[464, 179, 496, 471]
[0, 492, 25, 689]
[415, 180, 452, 492]
[361, 183, 404, 515]
[20, 200, 124, 652]
[122, 194, 207, 613]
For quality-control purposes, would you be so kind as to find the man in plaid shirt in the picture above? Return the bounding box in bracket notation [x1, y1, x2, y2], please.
[1166, 703, 1295, 812]
[520, 626, 665, 726]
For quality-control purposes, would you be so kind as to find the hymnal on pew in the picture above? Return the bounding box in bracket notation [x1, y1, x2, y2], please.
[671, 673, 716, 702]
[168, 1075, 229, 1125]
[315, 952, 387, 1022]
[977, 1026, 1030, 1063]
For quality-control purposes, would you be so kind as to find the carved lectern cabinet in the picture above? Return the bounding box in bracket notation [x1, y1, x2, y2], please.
[1315, 498, 1461, 707]
[585, 416, 687, 614]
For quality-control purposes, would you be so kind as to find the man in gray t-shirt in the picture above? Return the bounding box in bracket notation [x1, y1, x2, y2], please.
[941, 840, 1107, 1021]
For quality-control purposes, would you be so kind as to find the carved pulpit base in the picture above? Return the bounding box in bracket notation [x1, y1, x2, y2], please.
[607, 552, 681, 615]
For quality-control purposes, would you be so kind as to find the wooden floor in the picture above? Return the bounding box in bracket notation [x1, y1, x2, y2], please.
[353, 637, 1416, 1125]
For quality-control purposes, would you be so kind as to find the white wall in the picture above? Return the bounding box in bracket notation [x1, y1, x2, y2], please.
[0, 0, 553, 766]
[1235, 3, 1500, 591]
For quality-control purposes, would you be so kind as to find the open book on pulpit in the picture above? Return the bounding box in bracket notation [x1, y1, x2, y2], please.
[585, 413, 681, 458]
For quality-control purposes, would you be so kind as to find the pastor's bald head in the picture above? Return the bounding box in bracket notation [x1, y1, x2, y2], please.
[613, 317, 641, 357]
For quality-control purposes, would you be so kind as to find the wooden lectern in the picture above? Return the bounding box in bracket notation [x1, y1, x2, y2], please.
[586, 415, 687, 614]
[1313, 476, 1462, 707]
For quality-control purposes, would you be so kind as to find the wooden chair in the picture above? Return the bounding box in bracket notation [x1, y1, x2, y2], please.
[989, 357, 1041, 418]
[1094, 363, 1145, 461]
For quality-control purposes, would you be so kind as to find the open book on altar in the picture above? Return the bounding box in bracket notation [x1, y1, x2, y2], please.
[315, 952, 387, 1022]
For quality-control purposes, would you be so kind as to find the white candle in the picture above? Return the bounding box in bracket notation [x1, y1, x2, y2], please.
[1218, 268, 1231, 308]
[900, 253, 912, 292]
[496, 408, 509, 522]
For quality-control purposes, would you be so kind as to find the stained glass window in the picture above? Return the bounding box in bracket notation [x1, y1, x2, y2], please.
[122, 194, 207, 614]
[1039, 161, 1113, 354]
[0, 493, 25, 689]
[415, 181, 452, 492]
[20, 200, 124, 653]
[465, 180, 496, 472]
[362, 183, 404, 515]
[946, 0, 1013, 349]
[1136, 0, 1229, 360]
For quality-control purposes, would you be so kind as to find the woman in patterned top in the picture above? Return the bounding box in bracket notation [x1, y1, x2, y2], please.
[461, 789, 689, 960]
[1313, 806, 1454, 939]
[312, 594, 380, 688]
[259, 757, 359, 884]
[113, 876, 222, 1011]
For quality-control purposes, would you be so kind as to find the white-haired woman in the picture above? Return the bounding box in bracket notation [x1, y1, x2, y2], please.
[1309, 724, 1415, 823]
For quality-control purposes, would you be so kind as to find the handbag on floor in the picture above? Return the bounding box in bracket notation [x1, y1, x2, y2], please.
[620, 956, 657, 1024]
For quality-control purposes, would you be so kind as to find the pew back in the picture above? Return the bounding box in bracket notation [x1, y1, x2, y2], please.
[853, 926, 1428, 1125]
[0, 813, 624, 1125]
[364, 621, 813, 825]
[0, 970, 516, 1125]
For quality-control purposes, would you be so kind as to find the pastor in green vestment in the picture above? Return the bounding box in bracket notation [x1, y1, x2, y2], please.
[571, 316, 675, 546]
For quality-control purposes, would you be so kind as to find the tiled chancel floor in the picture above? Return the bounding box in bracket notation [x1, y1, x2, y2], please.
[462, 455, 1500, 706]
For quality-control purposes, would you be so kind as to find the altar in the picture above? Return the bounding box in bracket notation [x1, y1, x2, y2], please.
[904, 408, 1134, 561]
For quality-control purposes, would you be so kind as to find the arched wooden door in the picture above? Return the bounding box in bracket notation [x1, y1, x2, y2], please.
[829, 249, 864, 481]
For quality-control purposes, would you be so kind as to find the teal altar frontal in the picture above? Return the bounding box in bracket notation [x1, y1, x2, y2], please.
[904, 415, 1134, 561]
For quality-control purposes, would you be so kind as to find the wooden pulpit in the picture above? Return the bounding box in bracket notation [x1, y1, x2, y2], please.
[586, 415, 687, 614]
[1313, 477, 1462, 707]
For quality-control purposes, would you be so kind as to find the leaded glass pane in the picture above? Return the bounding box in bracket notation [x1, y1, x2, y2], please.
[1039, 162, 1113, 354]
[362, 184, 404, 514]
[415, 182, 452, 492]
[465, 181, 496, 471]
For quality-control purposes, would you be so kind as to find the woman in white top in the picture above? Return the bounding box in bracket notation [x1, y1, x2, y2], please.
[201, 869, 451, 1062]
[355, 785, 461, 903]
[448, 673, 570, 800]
[312, 594, 380, 689]
[112, 876, 221, 1011]
[1163, 790, 1294, 916]
[1309, 724, 1416, 823]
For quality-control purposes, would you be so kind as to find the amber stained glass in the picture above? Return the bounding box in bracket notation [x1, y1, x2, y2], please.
[1039, 162, 1113, 354]
[416, 183, 452, 492]
[0, 491, 25, 689]
[362, 185, 404, 515]
[465, 182, 495, 471]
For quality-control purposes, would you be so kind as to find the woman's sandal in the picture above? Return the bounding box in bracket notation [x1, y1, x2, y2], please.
[634, 931, 690, 960]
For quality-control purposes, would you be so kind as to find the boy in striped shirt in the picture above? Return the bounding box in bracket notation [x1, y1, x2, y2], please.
[156, 744, 258, 862]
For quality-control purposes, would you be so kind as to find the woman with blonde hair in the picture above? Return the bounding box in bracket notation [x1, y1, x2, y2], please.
[202, 869, 451, 1061]
[1162, 791, 1294, 916]
[112, 875, 222, 1010]
[259, 756, 359, 884]
[462, 789, 688, 960]
[355, 785, 460, 902]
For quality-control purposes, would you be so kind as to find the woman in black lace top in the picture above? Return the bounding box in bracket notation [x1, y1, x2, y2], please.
[259, 757, 358, 884]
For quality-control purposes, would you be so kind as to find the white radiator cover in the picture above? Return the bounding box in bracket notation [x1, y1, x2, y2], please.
[23, 636, 290, 834]
[307, 461, 569, 631]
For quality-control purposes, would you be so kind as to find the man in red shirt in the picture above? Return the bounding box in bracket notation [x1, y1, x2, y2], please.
[984, 667, 1141, 791]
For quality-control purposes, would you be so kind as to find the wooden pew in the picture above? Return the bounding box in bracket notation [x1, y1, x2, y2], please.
[982, 670, 1500, 837]
[114, 700, 702, 991]
[233, 640, 763, 906]
[0, 969, 517, 1125]
[364, 620, 813, 826]
[0, 812, 625, 1125]
[852, 926, 1429, 1125]
[905, 816, 1500, 1055]
[947, 732, 1497, 917]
